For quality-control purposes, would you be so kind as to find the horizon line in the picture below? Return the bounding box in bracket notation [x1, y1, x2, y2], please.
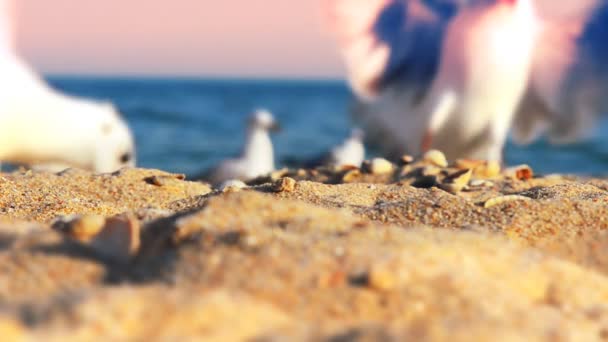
[43, 73, 348, 83]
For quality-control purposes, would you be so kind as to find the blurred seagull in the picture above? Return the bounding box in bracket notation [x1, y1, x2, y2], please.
[0, 0, 136, 173]
[328, 128, 366, 167]
[206, 109, 280, 185]
[280, 128, 365, 169]
[326, 0, 608, 162]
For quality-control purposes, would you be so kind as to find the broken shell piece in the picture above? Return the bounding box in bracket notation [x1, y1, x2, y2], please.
[369, 158, 394, 175]
[484, 195, 531, 208]
[455, 159, 501, 178]
[477, 160, 501, 178]
[342, 169, 361, 183]
[219, 180, 248, 193]
[400, 155, 415, 165]
[423, 149, 448, 168]
[54, 214, 141, 262]
[454, 159, 485, 170]
[274, 177, 296, 192]
[439, 169, 472, 193]
[145, 173, 186, 186]
[91, 215, 140, 261]
[469, 179, 494, 188]
[504, 165, 534, 180]
[147, 175, 169, 186]
[53, 215, 106, 242]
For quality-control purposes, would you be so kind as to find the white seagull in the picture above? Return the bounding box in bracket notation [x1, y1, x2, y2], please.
[328, 128, 366, 167]
[206, 109, 280, 185]
[0, 0, 136, 173]
[326, 0, 608, 162]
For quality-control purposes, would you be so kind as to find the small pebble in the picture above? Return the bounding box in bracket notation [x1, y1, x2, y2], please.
[369, 158, 394, 175]
[368, 266, 398, 291]
[274, 177, 296, 192]
[423, 149, 448, 168]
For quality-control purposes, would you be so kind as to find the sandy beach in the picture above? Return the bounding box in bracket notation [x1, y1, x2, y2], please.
[0, 156, 607, 340]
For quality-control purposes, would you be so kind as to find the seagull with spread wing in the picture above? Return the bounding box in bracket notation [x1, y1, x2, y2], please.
[327, 0, 608, 162]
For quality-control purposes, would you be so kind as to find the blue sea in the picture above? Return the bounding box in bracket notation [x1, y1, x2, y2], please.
[47, 76, 608, 177]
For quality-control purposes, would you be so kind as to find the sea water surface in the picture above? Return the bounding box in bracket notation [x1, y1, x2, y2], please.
[48, 76, 608, 177]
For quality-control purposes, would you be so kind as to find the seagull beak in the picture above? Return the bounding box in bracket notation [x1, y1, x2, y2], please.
[269, 122, 282, 132]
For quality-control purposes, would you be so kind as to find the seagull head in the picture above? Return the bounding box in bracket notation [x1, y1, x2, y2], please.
[249, 109, 281, 133]
[350, 127, 365, 141]
[93, 102, 136, 173]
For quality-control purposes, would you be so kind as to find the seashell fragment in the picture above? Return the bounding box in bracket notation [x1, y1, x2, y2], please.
[469, 179, 494, 188]
[484, 195, 531, 208]
[274, 177, 296, 192]
[342, 169, 361, 183]
[423, 149, 448, 168]
[53, 214, 141, 262]
[504, 165, 533, 180]
[454, 159, 484, 170]
[400, 155, 415, 165]
[478, 160, 501, 178]
[219, 180, 248, 193]
[454, 159, 501, 178]
[369, 158, 394, 175]
[91, 215, 140, 261]
[439, 169, 472, 193]
[145, 173, 186, 186]
[53, 214, 106, 242]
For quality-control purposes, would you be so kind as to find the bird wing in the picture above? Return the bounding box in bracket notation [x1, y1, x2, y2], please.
[324, 0, 461, 99]
[512, 0, 608, 144]
[325, 0, 462, 156]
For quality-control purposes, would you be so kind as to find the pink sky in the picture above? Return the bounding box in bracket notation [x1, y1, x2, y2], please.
[15, 0, 345, 78]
